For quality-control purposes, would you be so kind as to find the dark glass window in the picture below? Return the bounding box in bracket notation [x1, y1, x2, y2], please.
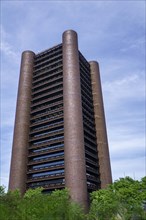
[32, 151, 64, 161]
[32, 160, 64, 169]
[32, 169, 64, 177]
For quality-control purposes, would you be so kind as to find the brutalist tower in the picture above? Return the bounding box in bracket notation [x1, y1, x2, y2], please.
[9, 30, 112, 209]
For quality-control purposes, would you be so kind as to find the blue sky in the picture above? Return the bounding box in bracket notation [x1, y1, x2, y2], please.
[1, 0, 145, 190]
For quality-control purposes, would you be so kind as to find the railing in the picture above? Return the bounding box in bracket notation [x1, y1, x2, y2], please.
[84, 126, 96, 139]
[28, 155, 64, 165]
[29, 130, 64, 143]
[33, 77, 63, 94]
[85, 150, 98, 160]
[34, 53, 62, 69]
[79, 52, 90, 69]
[27, 164, 64, 174]
[43, 182, 65, 190]
[81, 87, 93, 106]
[81, 93, 93, 110]
[31, 100, 63, 115]
[34, 44, 62, 60]
[31, 93, 63, 108]
[27, 172, 65, 182]
[30, 108, 63, 123]
[28, 146, 64, 157]
[84, 142, 97, 152]
[28, 138, 64, 150]
[30, 121, 63, 135]
[80, 76, 92, 95]
[83, 122, 95, 133]
[86, 158, 98, 166]
[80, 63, 90, 79]
[84, 135, 97, 146]
[33, 68, 62, 85]
[32, 113, 63, 125]
[28, 182, 65, 190]
[35, 44, 62, 57]
[30, 114, 63, 128]
[32, 85, 63, 102]
[33, 59, 62, 75]
[86, 166, 99, 175]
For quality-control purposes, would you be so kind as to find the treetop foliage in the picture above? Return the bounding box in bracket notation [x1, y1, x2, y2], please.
[89, 176, 146, 220]
[0, 176, 146, 220]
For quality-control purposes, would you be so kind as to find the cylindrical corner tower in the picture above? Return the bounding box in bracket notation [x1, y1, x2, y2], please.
[90, 61, 112, 188]
[9, 51, 35, 194]
[63, 30, 88, 210]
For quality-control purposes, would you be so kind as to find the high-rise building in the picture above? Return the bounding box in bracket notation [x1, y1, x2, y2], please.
[9, 30, 112, 209]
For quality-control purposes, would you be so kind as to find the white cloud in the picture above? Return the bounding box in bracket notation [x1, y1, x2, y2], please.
[120, 37, 145, 53]
[1, 26, 19, 62]
[1, 41, 17, 60]
[102, 69, 145, 114]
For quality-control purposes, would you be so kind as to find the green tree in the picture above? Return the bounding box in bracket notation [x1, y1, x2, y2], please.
[1, 177, 145, 220]
[0, 188, 22, 220]
[17, 187, 46, 220]
[0, 187, 86, 220]
[42, 188, 86, 220]
[0, 185, 6, 196]
[88, 177, 146, 220]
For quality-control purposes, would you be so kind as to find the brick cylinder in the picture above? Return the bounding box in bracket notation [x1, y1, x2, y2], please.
[9, 51, 35, 194]
[63, 30, 88, 210]
[90, 61, 112, 188]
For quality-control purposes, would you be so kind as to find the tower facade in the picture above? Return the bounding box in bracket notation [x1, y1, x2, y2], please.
[9, 30, 112, 209]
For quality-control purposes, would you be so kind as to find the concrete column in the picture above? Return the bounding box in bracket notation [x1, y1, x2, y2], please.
[9, 51, 35, 194]
[90, 61, 112, 188]
[63, 30, 88, 210]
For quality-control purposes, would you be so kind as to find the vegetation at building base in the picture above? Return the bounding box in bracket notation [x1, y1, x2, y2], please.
[88, 176, 146, 220]
[0, 177, 146, 220]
